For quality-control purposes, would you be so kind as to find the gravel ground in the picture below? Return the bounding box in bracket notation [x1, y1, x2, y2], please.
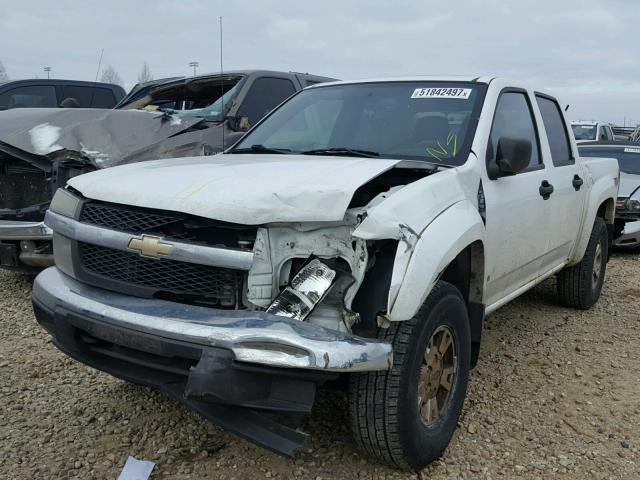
[1, 253, 639, 480]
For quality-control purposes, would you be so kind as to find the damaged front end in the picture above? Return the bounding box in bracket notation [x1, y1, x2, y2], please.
[31, 157, 441, 457]
[0, 141, 93, 271]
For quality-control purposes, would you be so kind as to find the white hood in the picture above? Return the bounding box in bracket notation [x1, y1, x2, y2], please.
[68, 154, 401, 224]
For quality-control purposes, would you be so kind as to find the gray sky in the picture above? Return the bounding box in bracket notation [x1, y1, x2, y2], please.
[1, 0, 639, 124]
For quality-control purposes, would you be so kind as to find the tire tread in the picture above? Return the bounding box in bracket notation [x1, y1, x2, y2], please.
[348, 282, 459, 470]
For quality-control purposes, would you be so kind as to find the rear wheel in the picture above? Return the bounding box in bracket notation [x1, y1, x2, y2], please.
[348, 281, 471, 471]
[557, 217, 608, 309]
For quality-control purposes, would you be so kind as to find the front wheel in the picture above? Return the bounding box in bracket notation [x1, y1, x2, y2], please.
[348, 281, 471, 471]
[557, 217, 608, 309]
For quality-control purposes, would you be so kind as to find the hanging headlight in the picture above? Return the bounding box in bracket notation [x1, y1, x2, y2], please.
[266, 258, 336, 321]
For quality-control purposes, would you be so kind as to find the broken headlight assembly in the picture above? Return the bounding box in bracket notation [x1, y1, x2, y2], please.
[266, 258, 336, 321]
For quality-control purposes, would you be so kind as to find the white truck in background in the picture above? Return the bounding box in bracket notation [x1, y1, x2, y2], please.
[571, 120, 615, 143]
[32, 77, 619, 471]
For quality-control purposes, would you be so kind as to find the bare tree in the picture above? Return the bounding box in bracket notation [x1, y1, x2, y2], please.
[137, 62, 153, 83]
[100, 65, 123, 87]
[0, 61, 8, 81]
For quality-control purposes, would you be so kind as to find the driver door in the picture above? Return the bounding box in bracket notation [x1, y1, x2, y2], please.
[482, 89, 554, 307]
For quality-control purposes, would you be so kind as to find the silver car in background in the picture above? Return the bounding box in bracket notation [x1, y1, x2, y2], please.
[580, 142, 640, 251]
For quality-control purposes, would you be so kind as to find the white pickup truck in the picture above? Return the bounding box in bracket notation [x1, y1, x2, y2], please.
[32, 77, 619, 471]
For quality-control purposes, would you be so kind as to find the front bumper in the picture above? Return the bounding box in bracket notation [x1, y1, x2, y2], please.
[0, 220, 52, 240]
[0, 220, 54, 271]
[33, 267, 392, 372]
[614, 220, 640, 249]
[33, 267, 392, 456]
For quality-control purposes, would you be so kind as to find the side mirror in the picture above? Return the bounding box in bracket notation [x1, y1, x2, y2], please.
[226, 115, 251, 132]
[487, 137, 532, 179]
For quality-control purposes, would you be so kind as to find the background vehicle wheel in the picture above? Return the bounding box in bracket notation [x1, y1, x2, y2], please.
[557, 217, 608, 309]
[348, 281, 471, 471]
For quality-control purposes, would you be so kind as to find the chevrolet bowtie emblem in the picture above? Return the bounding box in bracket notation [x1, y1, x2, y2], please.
[128, 235, 173, 259]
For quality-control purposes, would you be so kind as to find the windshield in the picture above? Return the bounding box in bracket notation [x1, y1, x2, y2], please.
[119, 75, 244, 120]
[572, 124, 597, 140]
[579, 146, 640, 175]
[232, 82, 486, 165]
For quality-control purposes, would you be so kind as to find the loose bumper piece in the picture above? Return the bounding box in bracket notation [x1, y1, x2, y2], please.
[614, 220, 640, 248]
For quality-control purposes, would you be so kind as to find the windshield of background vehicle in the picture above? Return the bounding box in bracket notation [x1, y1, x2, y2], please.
[579, 146, 640, 174]
[572, 124, 597, 140]
[119, 76, 244, 121]
[232, 82, 486, 165]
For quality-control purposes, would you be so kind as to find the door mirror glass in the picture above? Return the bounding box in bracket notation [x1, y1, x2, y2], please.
[227, 115, 251, 132]
[488, 136, 532, 178]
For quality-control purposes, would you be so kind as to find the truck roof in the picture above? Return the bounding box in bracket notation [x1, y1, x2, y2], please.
[131, 70, 337, 91]
[571, 120, 607, 126]
[0, 78, 125, 91]
[310, 75, 486, 88]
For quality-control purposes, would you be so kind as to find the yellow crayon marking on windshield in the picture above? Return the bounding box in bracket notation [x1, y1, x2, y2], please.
[426, 132, 458, 160]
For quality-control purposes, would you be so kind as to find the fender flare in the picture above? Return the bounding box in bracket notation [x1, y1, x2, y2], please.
[570, 177, 616, 265]
[386, 200, 486, 321]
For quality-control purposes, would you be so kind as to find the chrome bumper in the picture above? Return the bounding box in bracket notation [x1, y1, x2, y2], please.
[614, 220, 640, 248]
[33, 267, 393, 372]
[0, 220, 52, 240]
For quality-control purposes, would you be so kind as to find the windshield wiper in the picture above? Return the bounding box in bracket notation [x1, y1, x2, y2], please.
[300, 148, 380, 158]
[230, 144, 292, 154]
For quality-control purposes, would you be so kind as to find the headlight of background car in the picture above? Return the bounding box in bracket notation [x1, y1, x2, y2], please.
[49, 188, 82, 218]
[624, 198, 640, 212]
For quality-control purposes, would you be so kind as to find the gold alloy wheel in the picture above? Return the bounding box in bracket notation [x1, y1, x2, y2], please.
[592, 241, 603, 291]
[418, 325, 457, 426]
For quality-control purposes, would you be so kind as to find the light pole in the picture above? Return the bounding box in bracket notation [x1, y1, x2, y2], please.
[44, 66, 51, 79]
[188, 61, 199, 77]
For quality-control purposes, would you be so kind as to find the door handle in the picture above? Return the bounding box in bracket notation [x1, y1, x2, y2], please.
[572, 174, 584, 191]
[539, 180, 554, 200]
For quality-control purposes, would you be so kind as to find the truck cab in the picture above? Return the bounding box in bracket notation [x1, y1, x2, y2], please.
[32, 76, 618, 471]
[571, 120, 615, 143]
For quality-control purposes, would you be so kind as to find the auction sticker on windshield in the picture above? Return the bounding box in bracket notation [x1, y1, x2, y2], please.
[411, 88, 472, 99]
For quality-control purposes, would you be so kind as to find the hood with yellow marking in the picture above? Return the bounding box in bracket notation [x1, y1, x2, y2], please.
[68, 154, 401, 224]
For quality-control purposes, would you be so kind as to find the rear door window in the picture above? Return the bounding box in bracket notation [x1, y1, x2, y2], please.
[237, 77, 296, 126]
[0, 85, 57, 109]
[59, 85, 117, 108]
[535, 95, 573, 166]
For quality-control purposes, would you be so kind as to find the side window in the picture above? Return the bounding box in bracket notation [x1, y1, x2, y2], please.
[535, 95, 573, 166]
[0, 85, 57, 109]
[237, 77, 296, 126]
[59, 86, 117, 108]
[488, 91, 541, 170]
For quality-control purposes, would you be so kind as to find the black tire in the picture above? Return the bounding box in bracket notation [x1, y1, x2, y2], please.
[348, 281, 471, 471]
[557, 216, 608, 309]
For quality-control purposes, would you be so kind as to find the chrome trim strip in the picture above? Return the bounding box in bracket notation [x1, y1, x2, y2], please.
[0, 220, 53, 240]
[33, 267, 393, 372]
[45, 210, 255, 270]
